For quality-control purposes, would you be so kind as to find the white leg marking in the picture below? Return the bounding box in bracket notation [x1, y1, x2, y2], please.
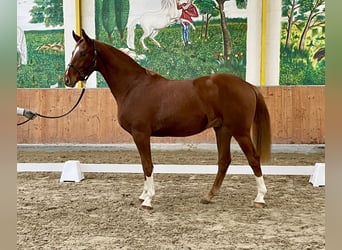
[139, 179, 148, 201]
[141, 174, 155, 208]
[254, 176, 267, 204]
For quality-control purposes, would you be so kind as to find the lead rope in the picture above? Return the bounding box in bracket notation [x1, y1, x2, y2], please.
[17, 88, 86, 126]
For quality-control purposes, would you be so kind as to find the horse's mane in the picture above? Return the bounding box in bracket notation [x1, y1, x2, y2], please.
[97, 40, 166, 79]
[96, 40, 146, 71]
[161, 0, 178, 15]
[161, 0, 175, 9]
[98, 40, 170, 83]
[145, 69, 166, 80]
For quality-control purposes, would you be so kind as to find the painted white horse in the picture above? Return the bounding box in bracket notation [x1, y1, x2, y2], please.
[17, 26, 27, 66]
[127, 0, 179, 50]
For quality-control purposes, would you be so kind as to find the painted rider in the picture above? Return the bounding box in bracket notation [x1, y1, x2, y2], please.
[177, 0, 199, 46]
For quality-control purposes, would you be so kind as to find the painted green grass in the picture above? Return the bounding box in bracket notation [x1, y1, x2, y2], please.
[16, 20, 325, 88]
[17, 30, 65, 88]
[17, 22, 247, 88]
[96, 22, 247, 87]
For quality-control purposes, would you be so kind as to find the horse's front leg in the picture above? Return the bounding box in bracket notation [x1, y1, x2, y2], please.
[132, 131, 155, 209]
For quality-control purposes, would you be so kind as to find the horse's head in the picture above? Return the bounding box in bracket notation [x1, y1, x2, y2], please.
[64, 29, 97, 87]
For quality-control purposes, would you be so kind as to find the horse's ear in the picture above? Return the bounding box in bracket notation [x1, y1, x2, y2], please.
[72, 30, 81, 42]
[81, 29, 92, 43]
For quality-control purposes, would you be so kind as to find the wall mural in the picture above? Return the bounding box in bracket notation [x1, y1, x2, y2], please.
[16, 0, 324, 88]
[280, 0, 325, 85]
[94, 0, 248, 88]
[17, 0, 64, 88]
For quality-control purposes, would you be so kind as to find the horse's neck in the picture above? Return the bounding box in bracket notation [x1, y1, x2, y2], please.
[96, 42, 146, 102]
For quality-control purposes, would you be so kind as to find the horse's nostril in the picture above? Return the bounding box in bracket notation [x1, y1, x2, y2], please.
[64, 75, 70, 84]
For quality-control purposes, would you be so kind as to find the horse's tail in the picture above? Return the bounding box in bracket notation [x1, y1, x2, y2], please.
[252, 88, 272, 163]
[127, 18, 140, 50]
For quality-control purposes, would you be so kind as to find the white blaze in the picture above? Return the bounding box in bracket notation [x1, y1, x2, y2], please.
[73, 44, 80, 56]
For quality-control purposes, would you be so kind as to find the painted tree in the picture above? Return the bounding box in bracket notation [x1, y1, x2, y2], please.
[297, 0, 325, 50]
[102, 0, 116, 40]
[235, 0, 247, 9]
[114, 0, 130, 41]
[95, 0, 102, 39]
[195, 0, 220, 40]
[282, 0, 301, 48]
[215, 0, 232, 59]
[30, 0, 63, 27]
[212, 0, 247, 60]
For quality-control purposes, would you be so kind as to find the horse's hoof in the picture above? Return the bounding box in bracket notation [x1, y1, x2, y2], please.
[254, 202, 266, 208]
[141, 204, 153, 210]
[200, 197, 211, 204]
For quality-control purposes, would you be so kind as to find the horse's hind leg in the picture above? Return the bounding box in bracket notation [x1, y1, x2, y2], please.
[140, 33, 150, 50]
[132, 131, 155, 209]
[140, 29, 155, 50]
[150, 30, 161, 48]
[234, 134, 267, 207]
[201, 127, 232, 204]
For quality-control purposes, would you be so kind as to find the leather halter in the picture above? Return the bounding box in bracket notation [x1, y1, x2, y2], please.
[67, 39, 97, 81]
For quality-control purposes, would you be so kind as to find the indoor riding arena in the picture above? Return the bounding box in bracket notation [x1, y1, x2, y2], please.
[17, 0, 325, 249]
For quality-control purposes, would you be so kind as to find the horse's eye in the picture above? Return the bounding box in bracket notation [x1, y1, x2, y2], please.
[80, 52, 86, 56]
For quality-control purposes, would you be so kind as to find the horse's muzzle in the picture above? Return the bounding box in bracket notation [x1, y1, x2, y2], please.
[64, 73, 71, 86]
[64, 71, 75, 87]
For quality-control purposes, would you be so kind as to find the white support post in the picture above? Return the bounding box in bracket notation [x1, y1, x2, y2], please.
[63, 0, 97, 88]
[246, 0, 281, 86]
[246, 0, 262, 86]
[264, 0, 281, 86]
[63, 0, 76, 83]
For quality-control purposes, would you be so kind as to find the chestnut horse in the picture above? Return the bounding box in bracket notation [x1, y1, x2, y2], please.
[64, 30, 271, 209]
